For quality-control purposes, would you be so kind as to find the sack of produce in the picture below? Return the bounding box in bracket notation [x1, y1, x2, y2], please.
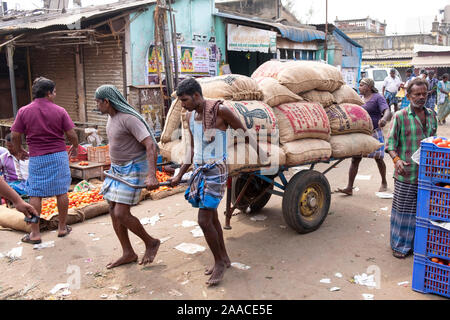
[282, 139, 332, 166]
[223, 100, 278, 143]
[276, 61, 344, 94]
[326, 104, 373, 135]
[159, 139, 187, 165]
[272, 102, 330, 144]
[329, 133, 383, 158]
[251, 60, 284, 79]
[332, 85, 364, 106]
[0, 205, 31, 232]
[227, 142, 285, 175]
[197, 74, 263, 101]
[300, 90, 336, 108]
[161, 98, 182, 143]
[254, 77, 303, 107]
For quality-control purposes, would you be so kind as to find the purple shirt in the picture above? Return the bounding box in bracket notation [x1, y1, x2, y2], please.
[361, 93, 389, 129]
[11, 98, 75, 157]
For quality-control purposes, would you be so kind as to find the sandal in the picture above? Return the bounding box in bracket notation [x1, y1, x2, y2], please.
[336, 188, 353, 196]
[58, 225, 72, 238]
[21, 234, 42, 244]
[392, 250, 408, 259]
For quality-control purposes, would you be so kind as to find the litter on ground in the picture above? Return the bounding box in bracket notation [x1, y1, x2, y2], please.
[231, 262, 251, 270]
[174, 243, 206, 254]
[181, 220, 198, 228]
[250, 214, 267, 221]
[33, 241, 55, 250]
[140, 214, 160, 226]
[190, 226, 204, 238]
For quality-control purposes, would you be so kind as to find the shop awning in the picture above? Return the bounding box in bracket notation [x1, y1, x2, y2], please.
[411, 56, 450, 68]
[362, 59, 413, 68]
[214, 12, 325, 43]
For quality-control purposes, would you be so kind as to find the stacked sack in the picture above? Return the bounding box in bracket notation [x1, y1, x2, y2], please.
[251, 60, 382, 160]
[159, 74, 285, 175]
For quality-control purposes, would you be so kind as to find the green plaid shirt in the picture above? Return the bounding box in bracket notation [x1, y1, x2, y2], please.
[386, 105, 437, 184]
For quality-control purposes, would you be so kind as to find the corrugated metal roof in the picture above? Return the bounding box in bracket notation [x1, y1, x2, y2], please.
[0, 0, 155, 33]
[414, 44, 450, 53]
[214, 11, 325, 43]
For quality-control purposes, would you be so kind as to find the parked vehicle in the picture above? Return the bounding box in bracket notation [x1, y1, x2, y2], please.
[361, 67, 401, 94]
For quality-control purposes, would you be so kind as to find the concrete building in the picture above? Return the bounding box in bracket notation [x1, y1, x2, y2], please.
[335, 17, 386, 38]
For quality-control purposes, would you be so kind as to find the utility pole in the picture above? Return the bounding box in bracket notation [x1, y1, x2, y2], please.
[6, 44, 18, 116]
[324, 0, 328, 63]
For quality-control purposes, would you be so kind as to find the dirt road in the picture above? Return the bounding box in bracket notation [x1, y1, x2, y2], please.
[0, 124, 449, 301]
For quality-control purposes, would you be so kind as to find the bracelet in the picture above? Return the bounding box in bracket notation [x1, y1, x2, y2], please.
[393, 156, 401, 164]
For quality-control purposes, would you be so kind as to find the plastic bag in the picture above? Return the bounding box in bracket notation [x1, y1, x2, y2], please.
[73, 180, 94, 192]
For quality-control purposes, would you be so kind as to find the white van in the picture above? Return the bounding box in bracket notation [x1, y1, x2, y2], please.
[361, 67, 401, 93]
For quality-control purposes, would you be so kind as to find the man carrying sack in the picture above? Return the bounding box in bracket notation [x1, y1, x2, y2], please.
[95, 84, 161, 269]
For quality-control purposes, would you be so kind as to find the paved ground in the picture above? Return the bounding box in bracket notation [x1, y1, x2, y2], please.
[0, 122, 449, 301]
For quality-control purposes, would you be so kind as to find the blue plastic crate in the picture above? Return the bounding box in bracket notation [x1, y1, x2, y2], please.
[414, 218, 450, 261]
[418, 138, 450, 184]
[417, 181, 450, 222]
[412, 254, 450, 298]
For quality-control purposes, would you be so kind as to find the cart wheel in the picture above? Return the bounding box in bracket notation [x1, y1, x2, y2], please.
[231, 174, 274, 212]
[282, 170, 331, 234]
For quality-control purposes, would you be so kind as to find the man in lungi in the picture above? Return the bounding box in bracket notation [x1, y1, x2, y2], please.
[95, 85, 161, 269]
[386, 78, 437, 259]
[11, 77, 79, 244]
[170, 78, 264, 286]
[382, 69, 402, 112]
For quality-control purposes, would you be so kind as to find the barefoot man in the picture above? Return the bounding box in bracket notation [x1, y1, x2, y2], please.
[95, 85, 161, 269]
[170, 78, 263, 286]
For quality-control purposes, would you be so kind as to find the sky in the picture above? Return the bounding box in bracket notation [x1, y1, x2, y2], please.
[8, 0, 450, 35]
[285, 0, 450, 35]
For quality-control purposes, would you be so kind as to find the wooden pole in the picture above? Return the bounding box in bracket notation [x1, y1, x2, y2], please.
[324, 0, 328, 63]
[6, 45, 18, 116]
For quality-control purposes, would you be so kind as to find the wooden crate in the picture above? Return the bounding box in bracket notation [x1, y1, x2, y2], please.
[87, 146, 110, 164]
[70, 162, 105, 180]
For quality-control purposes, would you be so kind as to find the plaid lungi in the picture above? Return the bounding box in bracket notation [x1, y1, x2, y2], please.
[390, 179, 418, 255]
[366, 128, 385, 159]
[185, 159, 228, 209]
[384, 91, 398, 106]
[25, 151, 71, 197]
[101, 153, 148, 206]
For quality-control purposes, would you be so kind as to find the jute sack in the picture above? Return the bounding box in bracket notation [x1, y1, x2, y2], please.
[227, 142, 285, 175]
[276, 61, 344, 94]
[330, 133, 383, 158]
[197, 74, 263, 101]
[223, 100, 278, 143]
[282, 139, 332, 166]
[272, 102, 331, 144]
[254, 77, 303, 107]
[161, 98, 182, 143]
[332, 85, 364, 105]
[300, 90, 336, 108]
[0, 205, 31, 232]
[251, 60, 284, 79]
[326, 104, 373, 135]
[159, 140, 187, 165]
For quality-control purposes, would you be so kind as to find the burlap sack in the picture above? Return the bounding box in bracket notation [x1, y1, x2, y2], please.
[282, 139, 332, 166]
[326, 104, 373, 135]
[251, 60, 284, 79]
[272, 102, 331, 144]
[332, 85, 364, 106]
[227, 142, 285, 175]
[158, 140, 187, 165]
[330, 133, 383, 158]
[161, 98, 182, 143]
[0, 205, 31, 233]
[276, 61, 344, 94]
[300, 90, 336, 108]
[254, 77, 303, 107]
[197, 74, 263, 101]
[223, 100, 278, 143]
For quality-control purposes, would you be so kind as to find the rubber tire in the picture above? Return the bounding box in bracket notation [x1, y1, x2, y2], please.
[282, 170, 331, 234]
[231, 174, 274, 212]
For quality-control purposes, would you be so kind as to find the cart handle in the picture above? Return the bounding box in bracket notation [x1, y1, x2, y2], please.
[103, 171, 187, 189]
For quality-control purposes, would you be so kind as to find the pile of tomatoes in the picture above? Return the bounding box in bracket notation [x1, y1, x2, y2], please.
[432, 137, 450, 148]
[151, 170, 173, 193]
[40, 189, 104, 219]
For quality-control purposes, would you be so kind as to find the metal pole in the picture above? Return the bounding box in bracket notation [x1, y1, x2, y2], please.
[324, 0, 328, 63]
[6, 44, 18, 116]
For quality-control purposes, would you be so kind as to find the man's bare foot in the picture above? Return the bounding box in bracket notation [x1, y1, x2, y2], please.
[379, 184, 388, 192]
[206, 262, 226, 286]
[336, 188, 353, 196]
[205, 257, 231, 275]
[106, 253, 138, 269]
[139, 239, 160, 266]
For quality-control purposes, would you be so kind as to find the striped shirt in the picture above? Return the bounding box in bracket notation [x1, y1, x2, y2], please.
[386, 105, 437, 184]
[0, 151, 29, 183]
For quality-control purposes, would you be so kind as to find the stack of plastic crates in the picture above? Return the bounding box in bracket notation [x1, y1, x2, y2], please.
[412, 137, 450, 298]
